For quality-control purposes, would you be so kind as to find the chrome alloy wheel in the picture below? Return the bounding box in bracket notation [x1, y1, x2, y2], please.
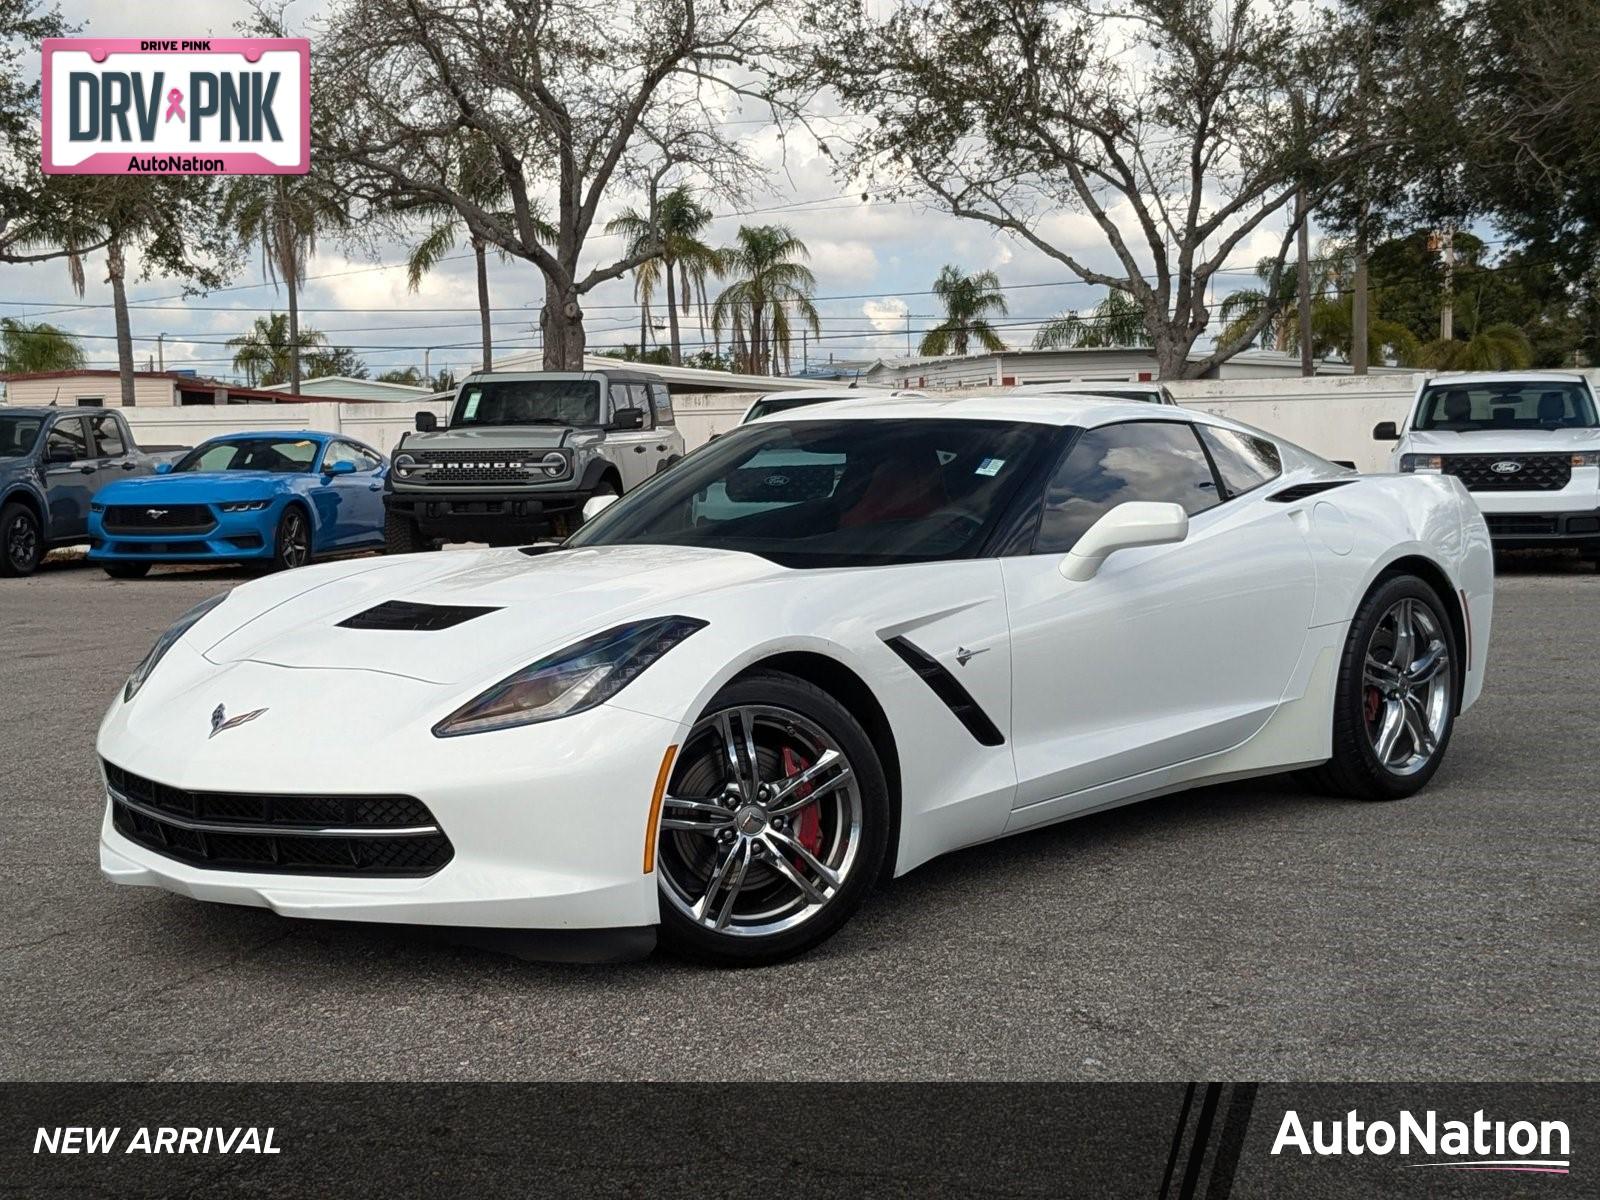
[657, 704, 863, 937]
[1362, 597, 1452, 776]
[280, 510, 310, 568]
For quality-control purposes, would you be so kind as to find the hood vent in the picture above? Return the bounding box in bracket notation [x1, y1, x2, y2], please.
[338, 600, 502, 631]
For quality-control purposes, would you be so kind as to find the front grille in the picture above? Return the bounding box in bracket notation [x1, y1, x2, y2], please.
[103, 504, 216, 534]
[104, 761, 453, 877]
[1442, 454, 1571, 492]
[407, 449, 565, 486]
[1486, 513, 1561, 536]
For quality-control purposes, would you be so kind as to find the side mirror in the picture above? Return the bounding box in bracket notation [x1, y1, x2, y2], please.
[415, 411, 438, 433]
[1372, 421, 1399, 441]
[1059, 501, 1189, 582]
[609, 406, 645, 431]
[582, 493, 620, 523]
[325, 460, 357, 476]
[154, 462, 174, 474]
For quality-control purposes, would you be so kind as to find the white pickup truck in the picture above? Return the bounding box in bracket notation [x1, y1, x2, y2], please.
[1375, 371, 1600, 564]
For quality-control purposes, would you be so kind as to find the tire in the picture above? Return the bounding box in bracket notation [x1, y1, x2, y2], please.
[383, 509, 436, 554]
[270, 506, 314, 571]
[1301, 573, 1460, 801]
[102, 562, 152, 580]
[655, 671, 890, 966]
[0, 501, 42, 577]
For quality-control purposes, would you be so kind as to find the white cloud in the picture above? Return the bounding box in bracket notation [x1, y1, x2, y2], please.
[862, 297, 908, 332]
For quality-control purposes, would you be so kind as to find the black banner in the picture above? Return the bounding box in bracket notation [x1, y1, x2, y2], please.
[3, 1084, 1591, 1198]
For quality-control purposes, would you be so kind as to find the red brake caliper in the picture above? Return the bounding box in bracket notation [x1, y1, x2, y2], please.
[780, 746, 824, 856]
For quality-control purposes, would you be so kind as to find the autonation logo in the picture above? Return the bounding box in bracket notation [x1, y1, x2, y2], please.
[1273, 1109, 1571, 1175]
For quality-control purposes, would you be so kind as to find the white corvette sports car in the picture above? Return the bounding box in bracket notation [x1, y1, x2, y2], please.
[97, 395, 1494, 964]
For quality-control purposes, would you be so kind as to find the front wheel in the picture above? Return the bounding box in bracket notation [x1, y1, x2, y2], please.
[383, 508, 436, 554]
[655, 672, 889, 965]
[270, 506, 313, 571]
[0, 502, 42, 577]
[1303, 574, 1459, 801]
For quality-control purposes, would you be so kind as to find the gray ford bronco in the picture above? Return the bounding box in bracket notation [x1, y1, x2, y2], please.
[383, 370, 685, 550]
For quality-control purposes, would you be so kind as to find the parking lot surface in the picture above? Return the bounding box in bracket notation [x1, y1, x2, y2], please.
[2, 552, 1597, 1082]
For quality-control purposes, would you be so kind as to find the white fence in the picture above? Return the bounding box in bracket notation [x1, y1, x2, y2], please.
[16, 372, 1600, 474]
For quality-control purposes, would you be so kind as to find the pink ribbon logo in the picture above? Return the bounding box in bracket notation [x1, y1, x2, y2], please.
[164, 88, 185, 123]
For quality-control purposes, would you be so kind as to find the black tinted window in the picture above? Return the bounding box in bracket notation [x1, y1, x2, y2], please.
[90, 415, 125, 458]
[1197, 426, 1280, 496]
[1413, 381, 1598, 430]
[1035, 421, 1219, 553]
[451, 379, 601, 427]
[45, 418, 88, 461]
[649, 383, 675, 425]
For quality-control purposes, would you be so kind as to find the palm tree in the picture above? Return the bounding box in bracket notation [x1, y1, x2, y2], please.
[712, 225, 821, 375]
[607, 186, 722, 366]
[1417, 323, 1532, 371]
[223, 174, 347, 395]
[0, 318, 86, 372]
[1033, 288, 1150, 349]
[920, 265, 1008, 355]
[227, 314, 328, 387]
[405, 135, 552, 372]
[1307, 294, 1421, 368]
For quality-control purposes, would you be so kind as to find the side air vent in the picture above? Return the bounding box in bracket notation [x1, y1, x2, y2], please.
[1268, 480, 1356, 503]
[338, 600, 501, 631]
[882, 635, 1005, 747]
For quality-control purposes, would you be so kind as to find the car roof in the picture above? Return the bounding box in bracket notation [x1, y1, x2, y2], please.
[1422, 371, 1588, 385]
[767, 391, 1201, 430]
[201, 429, 340, 444]
[0, 406, 72, 417]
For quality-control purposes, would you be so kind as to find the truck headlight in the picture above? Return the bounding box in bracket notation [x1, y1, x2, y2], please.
[538, 451, 569, 478]
[124, 592, 228, 701]
[1571, 451, 1600, 467]
[393, 453, 418, 476]
[1399, 454, 1442, 472]
[432, 616, 706, 737]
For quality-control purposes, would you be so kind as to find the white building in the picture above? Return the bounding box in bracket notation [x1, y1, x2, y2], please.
[260, 375, 437, 402]
[861, 347, 1412, 390]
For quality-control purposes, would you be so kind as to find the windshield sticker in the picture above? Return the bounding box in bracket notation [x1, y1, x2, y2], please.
[461, 390, 481, 419]
[975, 457, 1006, 476]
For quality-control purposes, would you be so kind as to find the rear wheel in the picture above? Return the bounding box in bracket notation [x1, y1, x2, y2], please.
[1303, 574, 1459, 801]
[655, 672, 889, 965]
[271, 506, 313, 571]
[0, 502, 42, 577]
[102, 562, 151, 580]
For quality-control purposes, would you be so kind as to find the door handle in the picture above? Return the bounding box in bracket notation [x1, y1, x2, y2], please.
[121, 461, 137, 470]
[655, 444, 666, 452]
[78, 465, 95, 474]
[633, 446, 646, 454]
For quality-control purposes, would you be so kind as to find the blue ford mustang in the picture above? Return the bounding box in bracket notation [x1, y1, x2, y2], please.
[88, 431, 389, 578]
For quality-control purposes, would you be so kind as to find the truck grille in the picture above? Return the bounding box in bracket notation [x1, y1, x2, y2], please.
[104, 761, 453, 877]
[1442, 454, 1571, 492]
[102, 503, 216, 534]
[406, 449, 565, 485]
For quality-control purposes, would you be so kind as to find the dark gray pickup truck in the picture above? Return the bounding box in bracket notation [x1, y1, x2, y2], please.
[0, 407, 178, 576]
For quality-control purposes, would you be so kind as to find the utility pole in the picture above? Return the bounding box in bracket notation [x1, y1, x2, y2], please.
[1296, 187, 1313, 377]
[156, 333, 165, 373]
[905, 311, 911, 356]
[1437, 227, 1455, 340]
[801, 329, 808, 376]
[424, 348, 432, 381]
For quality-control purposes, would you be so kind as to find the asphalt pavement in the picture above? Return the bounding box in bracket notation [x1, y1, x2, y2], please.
[2, 549, 1596, 1081]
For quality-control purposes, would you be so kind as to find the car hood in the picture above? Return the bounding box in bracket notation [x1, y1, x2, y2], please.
[200, 544, 785, 685]
[405, 426, 607, 451]
[1403, 428, 1600, 455]
[95, 471, 302, 502]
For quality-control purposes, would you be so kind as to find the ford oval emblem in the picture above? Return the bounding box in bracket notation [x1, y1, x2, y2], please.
[1490, 460, 1522, 474]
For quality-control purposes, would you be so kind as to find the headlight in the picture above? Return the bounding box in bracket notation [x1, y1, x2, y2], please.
[393, 453, 418, 475]
[124, 592, 228, 702]
[432, 616, 707, 737]
[1399, 454, 1442, 472]
[1571, 451, 1600, 467]
[218, 500, 269, 512]
[538, 451, 569, 478]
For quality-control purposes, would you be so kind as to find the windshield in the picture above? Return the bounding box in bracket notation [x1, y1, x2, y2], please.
[744, 396, 837, 423]
[174, 437, 321, 473]
[0, 413, 44, 459]
[569, 418, 1051, 568]
[1412, 381, 1599, 431]
[451, 379, 602, 427]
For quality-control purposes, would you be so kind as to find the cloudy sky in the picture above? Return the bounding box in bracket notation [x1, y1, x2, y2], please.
[8, 0, 1296, 382]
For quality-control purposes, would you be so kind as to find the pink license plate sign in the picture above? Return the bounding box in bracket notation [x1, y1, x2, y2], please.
[42, 38, 309, 174]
